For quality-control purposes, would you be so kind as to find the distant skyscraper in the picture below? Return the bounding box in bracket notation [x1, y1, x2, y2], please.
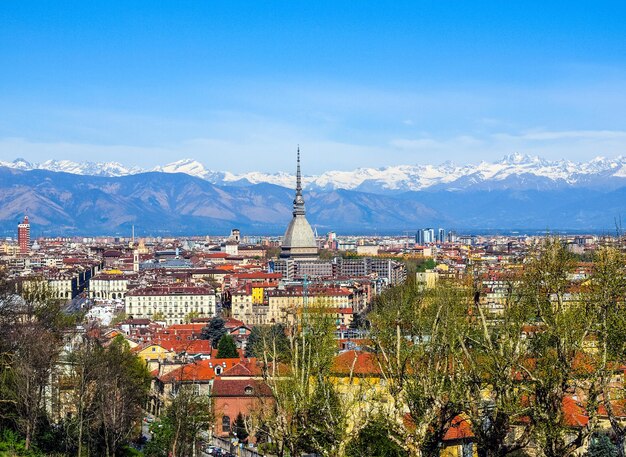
[415, 229, 423, 245]
[416, 228, 435, 245]
[424, 228, 435, 244]
[437, 228, 446, 243]
[18, 216, 30, 253]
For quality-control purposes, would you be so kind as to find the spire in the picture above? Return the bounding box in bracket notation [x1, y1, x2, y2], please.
[293, 146, 306, 215]
[296, 145, 303, 193]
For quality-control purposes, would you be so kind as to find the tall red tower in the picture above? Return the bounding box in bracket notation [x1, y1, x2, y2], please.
[18, 216, 30, 253]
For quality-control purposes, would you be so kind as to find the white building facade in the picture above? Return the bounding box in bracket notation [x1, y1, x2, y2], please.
[125, 285, 217, 325]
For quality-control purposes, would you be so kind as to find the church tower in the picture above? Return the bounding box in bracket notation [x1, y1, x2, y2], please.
[280, 148, 318, 260]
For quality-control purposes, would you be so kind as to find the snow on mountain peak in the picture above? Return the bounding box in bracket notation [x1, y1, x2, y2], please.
[499, 153, 546, 165]
[1, 154, 626, 192]
[11, 158, 34, 169]
[155, 159, 206, 175]
[501, 152, 527, 164]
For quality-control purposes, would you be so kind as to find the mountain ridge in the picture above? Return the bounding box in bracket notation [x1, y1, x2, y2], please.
[0, 165, 624, 236]
[3, 153, 626, 194]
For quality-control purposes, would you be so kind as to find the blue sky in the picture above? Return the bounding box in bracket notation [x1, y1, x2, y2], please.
[1, 1, 626, 173]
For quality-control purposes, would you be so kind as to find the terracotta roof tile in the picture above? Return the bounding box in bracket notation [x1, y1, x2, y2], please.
[562, 397, 589, 428]
[331, 350, 382, 376]
[220, 359, 264, 377]
[443, 415, 474, 441]
[212, 379, 272, 397]
[598, 399, 626, 418]
[153, 338, 213, 354]
[159, 358, 241, 383]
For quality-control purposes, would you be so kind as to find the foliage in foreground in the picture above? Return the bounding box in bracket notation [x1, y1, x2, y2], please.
[144, 386, 212, 457]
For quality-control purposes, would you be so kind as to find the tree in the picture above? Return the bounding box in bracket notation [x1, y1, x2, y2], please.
[0, 280, 67, 451]
[459, 268, 536, 457]
[233, 412, 249, 443]
[0, 272, 182, 456]
[2, 321, 61, 451]
[369, 281, 470, 457]
[345, 414, 408, 457]
[258, 302, 351, 457]
[84, 338, 151, 457]
[151, 311, 166, 322]
[588, 433, 618, 457]
[245, 326, 262, 358]
[144, 386, 212, 457]
[110, 311, 127, 326]
[184, 311, 200, 324]
[245, 324, 290, 361]
[521, 238, 597, 457]
[587, 247, 626, 456]
[0, 428, 48, 456]
[349, 312, 368, 331]
[301, 378, 346, 454]
[201, 317, 227, 348]
[216, 334, 238, 359]
[416, 258, 436, 273]
[63, 336, 101, 457]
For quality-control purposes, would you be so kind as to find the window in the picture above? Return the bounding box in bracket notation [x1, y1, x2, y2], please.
[244, 386, 254, 396]
[222, 415, 230, 433]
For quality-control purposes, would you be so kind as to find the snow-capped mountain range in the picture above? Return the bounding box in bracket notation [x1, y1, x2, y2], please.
[3, 153, 626, 193]
[1, 158, 144, 177]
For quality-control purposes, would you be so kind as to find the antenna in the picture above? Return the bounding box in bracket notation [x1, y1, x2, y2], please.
[296, 145, 302, 194]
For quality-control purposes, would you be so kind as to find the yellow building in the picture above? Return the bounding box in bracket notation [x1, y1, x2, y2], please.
[135, 343, 174, 364]
[251, 285, 265, 304]
[266, 286, 354, 326]
[439, 414, 478, 457]
[329, 351, 392, 439]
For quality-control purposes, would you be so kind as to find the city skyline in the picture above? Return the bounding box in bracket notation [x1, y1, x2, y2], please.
[2, 2, 626, 173]
[5, 4, 626, 457]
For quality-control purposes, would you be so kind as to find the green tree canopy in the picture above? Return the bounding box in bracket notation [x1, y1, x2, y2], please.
[144, 386, 212, 457]
[201, 316, 227, 348]
[245, 324, 290, 362]
[233, 412, 249, 443]
[345, 415, 408, 457]
[588, 433, 618, 457]
[216, 334, 238, 359]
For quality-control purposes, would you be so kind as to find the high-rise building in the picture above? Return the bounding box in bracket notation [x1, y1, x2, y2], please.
[18, 216, 30, 254]
[415, 229, 423, 245]
[437, 228, 446, 243]
[416, 228, 436, 245]
[447, 231, 458, 243]
[280, 148, 318, 260]
[423, 228, 435, 244]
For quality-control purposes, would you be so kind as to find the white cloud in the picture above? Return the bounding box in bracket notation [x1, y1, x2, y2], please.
[494, 130, 626, 141]
[388, 129, 626, 164]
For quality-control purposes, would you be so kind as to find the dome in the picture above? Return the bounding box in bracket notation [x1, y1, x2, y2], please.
[280, 148, 318, 260]
[282, 215, 316, 250]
